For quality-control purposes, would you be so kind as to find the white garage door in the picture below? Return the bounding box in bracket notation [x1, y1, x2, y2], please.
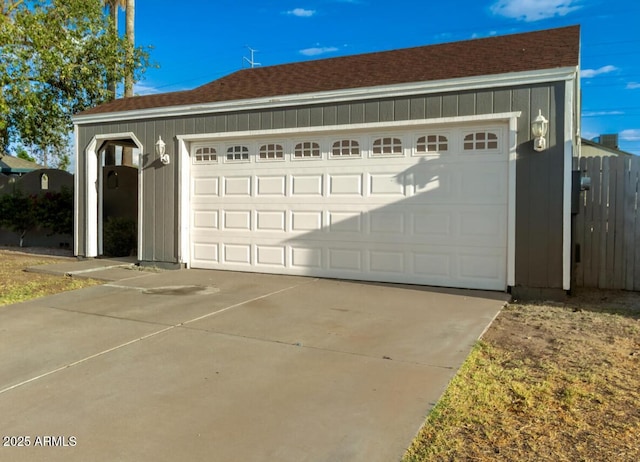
[189, 125, 508, 290]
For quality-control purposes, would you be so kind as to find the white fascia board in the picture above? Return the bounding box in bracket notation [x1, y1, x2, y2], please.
[74, 67, 578, 125]
[73, 124, 80, 256]
[563, 79, 575, 291]
[178, 137, 191, 268]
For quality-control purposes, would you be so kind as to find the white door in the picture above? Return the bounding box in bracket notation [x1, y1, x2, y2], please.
[189, 125, 508, 290]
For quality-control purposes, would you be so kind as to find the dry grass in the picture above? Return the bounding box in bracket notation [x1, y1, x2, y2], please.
[404, 290, 640, 462]
[0, 249, 101, 306]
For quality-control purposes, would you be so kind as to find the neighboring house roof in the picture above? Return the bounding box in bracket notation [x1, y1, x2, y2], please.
[0, 154, 45, 174]
[581, 138, 635, 157]
[78, 25, 580, 117]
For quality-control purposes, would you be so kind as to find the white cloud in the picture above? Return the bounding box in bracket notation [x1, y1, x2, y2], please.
[133, 83, 162, 96]
[299, 46, 339, 56]
[286, 8, 316, 17]
[490, 0, 582, 22]
[620, 129, 640, 141]
[581, 65, 618, 78]
[582, 110, 624, 117]
[627, 82, 640, 89]
[471, 30, 498, 39]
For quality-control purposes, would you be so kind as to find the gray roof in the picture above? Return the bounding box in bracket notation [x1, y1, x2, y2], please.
[78, 25, 580, 117]
[0, 153, 45, 174]
[581, 138, 634, 157]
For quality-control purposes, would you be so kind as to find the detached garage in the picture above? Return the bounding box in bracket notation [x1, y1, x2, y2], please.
[74, 26, 581, 296]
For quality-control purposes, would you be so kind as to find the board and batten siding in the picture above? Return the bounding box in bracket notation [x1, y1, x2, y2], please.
[76, 82, 566, 289]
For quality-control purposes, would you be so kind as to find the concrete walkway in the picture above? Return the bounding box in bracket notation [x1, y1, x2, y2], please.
[1, 261, 508, 462]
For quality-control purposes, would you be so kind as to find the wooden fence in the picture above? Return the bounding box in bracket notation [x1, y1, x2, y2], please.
[574, 156, 640, 290]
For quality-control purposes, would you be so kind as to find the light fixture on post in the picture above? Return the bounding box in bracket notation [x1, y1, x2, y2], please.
[155, 136, 170, 165]
[531, 109, 549, 152]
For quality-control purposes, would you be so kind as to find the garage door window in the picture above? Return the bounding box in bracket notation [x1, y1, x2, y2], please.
[194, 146, 217, 163]
[331, 139, 360, 158]
[416, 135, 448, 154]
[226, 145, 250, 162]
[293, 142, 321, 159]
[464, 132, 498, 150]
[258, 143, 284, 161]
[372, 137, 403, 156]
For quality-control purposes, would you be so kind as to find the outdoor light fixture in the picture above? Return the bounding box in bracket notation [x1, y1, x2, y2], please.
[156, 136, 170, 165]
[531, 109, 549, 152]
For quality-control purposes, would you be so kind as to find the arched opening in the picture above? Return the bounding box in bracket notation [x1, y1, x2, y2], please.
[83, 133, 142, 259]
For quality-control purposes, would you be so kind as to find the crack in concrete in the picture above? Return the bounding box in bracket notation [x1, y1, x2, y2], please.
[0, 279, 316, 395]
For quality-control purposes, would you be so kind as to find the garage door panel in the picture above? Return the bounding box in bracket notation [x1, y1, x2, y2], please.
[192, 243, 219, 264]
[370, 250, 405, 274]
[192, 210, 219, 230]
[369, 211, 405, 234]
[223, 176, 252, 196]
[411, 166, 453, 198]
[189, 125, 508, 290]
[291, 211, 323, 231]
[459, 164, 507, 201]
[459, 252, 503, 282]
[256, 210, 286, 231]
[329, 211, 362, 233]
[223, 210, 251, 230]
[291, 175, 323, 195]
[223, 243, 252, 264]
[328, 248, 363, 271]
[460, 209, 506, 241]
[193, 177, 219, 196]
[413, 252, 453, 280]
[370, 173, 405, 196]
[412, 211, 452, 237]
[256, 176, 287, 196]
[256, 245, 286, 267]
[329, 174, 364, 196]
[291, 246, 323, 269]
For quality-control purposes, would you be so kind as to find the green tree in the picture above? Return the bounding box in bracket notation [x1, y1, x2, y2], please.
[0, 188, 38, 247]
[0, 0, 149, 162]
[37, 187, 73, 236]
[15, 145, 35, 163]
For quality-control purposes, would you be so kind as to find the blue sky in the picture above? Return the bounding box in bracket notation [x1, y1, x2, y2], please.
[120, 0, 640, 154]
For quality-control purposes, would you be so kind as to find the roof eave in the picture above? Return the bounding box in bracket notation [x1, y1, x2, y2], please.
[1, 167, 39, 173]
[581, 138, 634, 156]
[73, 66, 579, 125]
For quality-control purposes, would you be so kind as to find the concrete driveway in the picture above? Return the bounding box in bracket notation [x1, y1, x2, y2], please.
[0, 266, 508, 462]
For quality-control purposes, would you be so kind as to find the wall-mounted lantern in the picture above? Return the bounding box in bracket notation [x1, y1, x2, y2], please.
[156, 136, 170, 165]
[531, 109, 549, 152]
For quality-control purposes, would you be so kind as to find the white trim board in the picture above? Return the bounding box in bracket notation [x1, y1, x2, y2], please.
[563, 79, 575, 291]
[74, 68, 577, 125]
[81, 132, 144, 258]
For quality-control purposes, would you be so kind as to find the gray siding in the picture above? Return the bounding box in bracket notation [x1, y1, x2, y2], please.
[77, 82, 567, 289]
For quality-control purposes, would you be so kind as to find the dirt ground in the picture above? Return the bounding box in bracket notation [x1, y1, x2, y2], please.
[0, 248, 99, 306]
[404, 288, 640, 461]
[477, 290, 639, 461]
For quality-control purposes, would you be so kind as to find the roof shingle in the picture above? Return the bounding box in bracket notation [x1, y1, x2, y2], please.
[79, 25, 580, 117]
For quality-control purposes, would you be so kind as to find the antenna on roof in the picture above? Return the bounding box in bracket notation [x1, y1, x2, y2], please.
[243, 47, 261, 68]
